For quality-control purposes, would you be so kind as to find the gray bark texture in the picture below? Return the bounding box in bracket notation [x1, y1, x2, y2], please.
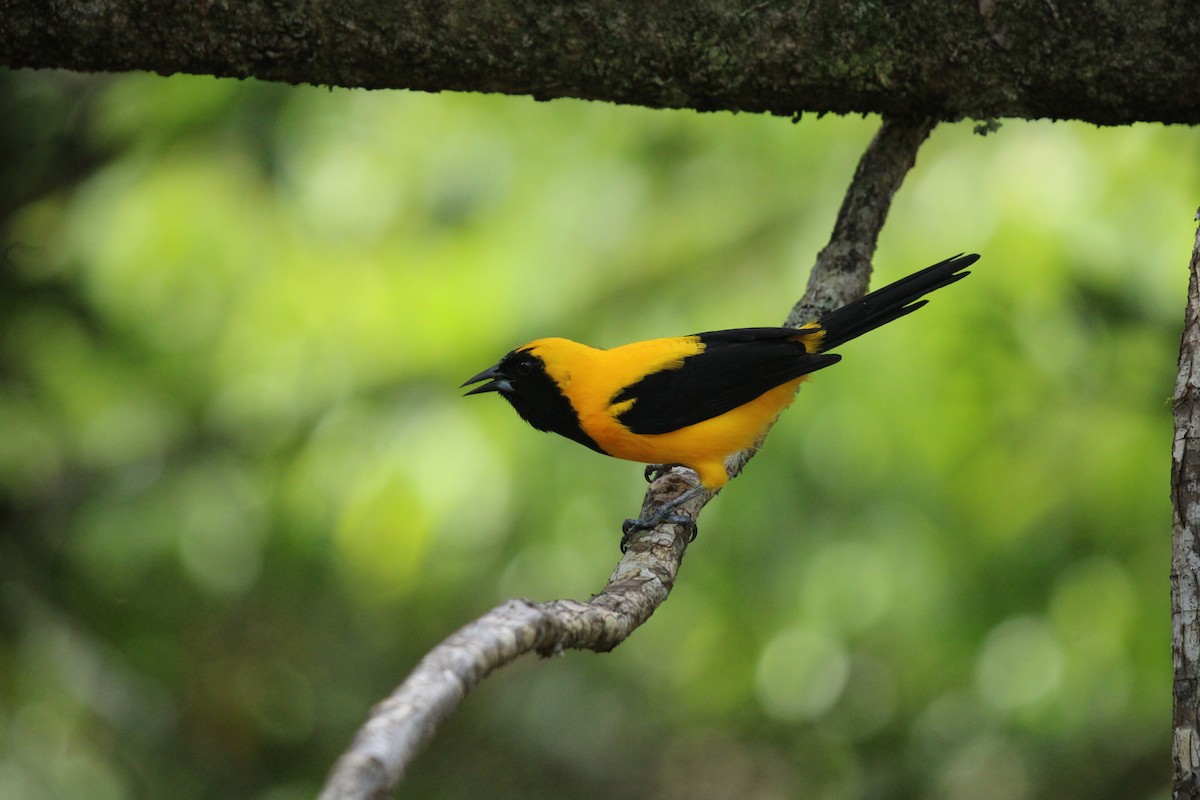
[1173, 217, 1200, 800]
[1, 0, 1198, 125]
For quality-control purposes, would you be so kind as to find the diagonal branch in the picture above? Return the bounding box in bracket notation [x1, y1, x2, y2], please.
[318, 114, 936, 800]
[728, 115, 937, 489]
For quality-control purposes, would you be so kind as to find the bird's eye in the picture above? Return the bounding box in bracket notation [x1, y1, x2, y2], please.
[515, 358, 534, 376]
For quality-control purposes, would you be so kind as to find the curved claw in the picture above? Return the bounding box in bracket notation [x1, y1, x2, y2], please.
[620, 481, 707, 552]
[643, 463, 683, 483]
[619, 512, 699, 552]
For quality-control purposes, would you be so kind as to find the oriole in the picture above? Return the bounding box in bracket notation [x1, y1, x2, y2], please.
[464, 253, 979, 547]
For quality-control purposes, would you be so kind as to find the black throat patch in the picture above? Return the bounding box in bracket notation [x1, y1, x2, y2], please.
[497, 350, 605, 454]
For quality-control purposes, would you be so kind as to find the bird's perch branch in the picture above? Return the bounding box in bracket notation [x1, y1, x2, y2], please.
[318, 476, 693, 800]
[3, 1, 1200, 125]
[727, 115, 937, 485]
[318, 115, 936, 799]
[1171, 214, 1200, 800]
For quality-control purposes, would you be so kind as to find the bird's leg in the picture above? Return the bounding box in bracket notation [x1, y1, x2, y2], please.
[644, 463, 685, 483]
[620, 485, 705, 552]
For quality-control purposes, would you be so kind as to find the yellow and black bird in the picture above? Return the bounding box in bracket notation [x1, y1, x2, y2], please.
[464, 253, 979, 547]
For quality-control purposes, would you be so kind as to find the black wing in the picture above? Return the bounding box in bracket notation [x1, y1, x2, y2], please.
[613, 328, 840, 435]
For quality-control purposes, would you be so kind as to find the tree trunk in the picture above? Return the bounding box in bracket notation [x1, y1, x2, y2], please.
[1173, 216, 1200, 800]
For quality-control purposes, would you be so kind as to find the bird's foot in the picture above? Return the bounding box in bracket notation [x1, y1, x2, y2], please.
[643, 463, 684, 483]
[620, 513, 698, 553]
[619, 483, 705, 552]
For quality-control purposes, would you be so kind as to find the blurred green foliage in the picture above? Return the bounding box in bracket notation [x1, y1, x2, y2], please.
[0, 68, 1193, 800]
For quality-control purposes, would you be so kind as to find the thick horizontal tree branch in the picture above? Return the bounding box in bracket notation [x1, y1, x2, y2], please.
[2, 1, 1198, 125]
[319, 115, 935, 799]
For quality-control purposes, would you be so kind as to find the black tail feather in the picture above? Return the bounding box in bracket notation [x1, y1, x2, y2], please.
[816, 253, 979, 352]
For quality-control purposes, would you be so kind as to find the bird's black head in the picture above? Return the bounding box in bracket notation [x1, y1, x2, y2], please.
[461, 341, 602, 452]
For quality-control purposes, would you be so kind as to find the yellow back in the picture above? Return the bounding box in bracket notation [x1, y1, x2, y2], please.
[522, 335, 806, 489]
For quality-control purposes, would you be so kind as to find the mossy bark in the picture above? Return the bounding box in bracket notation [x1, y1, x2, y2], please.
[2, 0, 1198, 125]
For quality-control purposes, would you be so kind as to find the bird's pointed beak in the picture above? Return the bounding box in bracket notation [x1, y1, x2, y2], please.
[461, 364, 513, 396]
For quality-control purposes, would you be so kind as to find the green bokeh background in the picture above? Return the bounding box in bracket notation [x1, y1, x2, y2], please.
[1, 70, 1193, 799]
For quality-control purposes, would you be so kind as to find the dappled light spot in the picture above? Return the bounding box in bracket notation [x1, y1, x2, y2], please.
[289, 145, 407, 243]
[232, 658, 316, 743]
[911, 690, 990, 762]
[169, 460, 267, 597]
[802, 540, 894, 633]
[1049, 557, 1136, 656]
[975, 616, 1065, 711]
[73, 156, 268, 353]
[399, 406, 512, 552]
[334, 473, 431, 601]
[4, 308, 182, 471]
[755, 627, 849, 722]
[68, 456, 266, 597]
[0, 389, 63, 494]
[819, 656, 898, 740]
[177, 500, 265, 598]
[937, 734, 1030, 800]
[655, 732, 801, 800]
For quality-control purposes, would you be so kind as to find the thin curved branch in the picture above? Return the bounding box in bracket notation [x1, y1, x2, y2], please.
[1171, 214, 1200, 799]
[787, 116, 938, 326]
[728, 115, 937, 485]
[318, 475, 692, 800]
[318, 115, 935, 799]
